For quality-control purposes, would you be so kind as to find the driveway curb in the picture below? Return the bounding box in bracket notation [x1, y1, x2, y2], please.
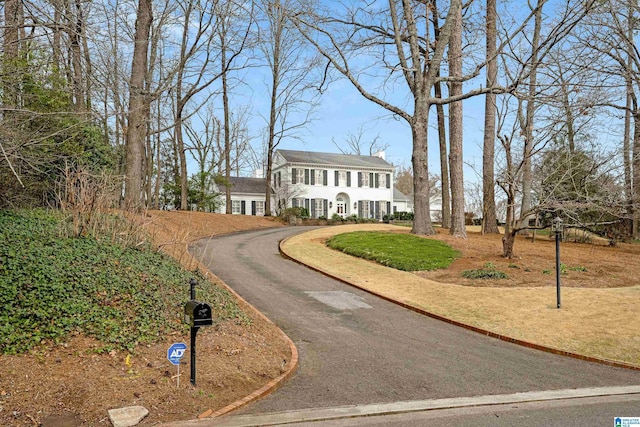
[278, 233, 640, 372]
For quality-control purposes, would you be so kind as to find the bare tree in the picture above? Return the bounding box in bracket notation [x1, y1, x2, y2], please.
[448, 0, 466, 238]
[290, 0, 589, 236]
[213, 0, 253, 213]
[517, 0, 544, 232]
[173, 0, 230, 210]
[331, 124, 389, 156]
[123, 0, 152, 210]
[482, 0, 500, 234]
[259, 0, 320, 216]
[575, 0, 640, 236]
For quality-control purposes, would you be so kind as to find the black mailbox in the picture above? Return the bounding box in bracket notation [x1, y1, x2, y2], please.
[184, 300, 213, 327]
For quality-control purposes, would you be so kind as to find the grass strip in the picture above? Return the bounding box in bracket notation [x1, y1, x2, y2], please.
[326, 231, 459, 271]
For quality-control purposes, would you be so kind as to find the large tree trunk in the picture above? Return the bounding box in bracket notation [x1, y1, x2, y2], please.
[124, 0, 152, 210]
[482, 0, 499, 234]
[519, 1, 543, 231]
[436, 87, 451, 229]
[448, 1, 466, 238]
[265, 44, 280, 216]
[431, 9, 450, 229]
[70, 0, 86, 113]
[411, 111, 435, 236]
[222, 45, 232, 214]
[633, 110, 640, 238]
[3, 0, 22, 110]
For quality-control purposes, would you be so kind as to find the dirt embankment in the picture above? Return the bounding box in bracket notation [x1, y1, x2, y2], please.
[0, 211, 291, 427]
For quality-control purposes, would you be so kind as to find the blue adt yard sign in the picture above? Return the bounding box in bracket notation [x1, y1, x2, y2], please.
[167, 342, 187, 366]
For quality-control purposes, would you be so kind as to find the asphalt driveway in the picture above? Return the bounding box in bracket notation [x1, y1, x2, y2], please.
[189, 227, 640, 415]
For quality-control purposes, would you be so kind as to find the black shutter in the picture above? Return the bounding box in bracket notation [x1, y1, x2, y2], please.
[386, 202, 391, 216]
[386, 174, 391, 188]
[311, 199, 316, 218]
[370, 201, 375, 218]
[375, 201, 380, 219]
[347, 171, 351, 187]
[323, 199, 328, 218]
[291, 168, 297, 184]
[278, 172, 282, 187]
[335, 170, 339, 186]
[241, 201, 246, 215]
[370, 173, 374, 188]
[323, 170, 328, 186]
[358, 172, 362, 187]
[305, 169, 310, 185]
[358, 201, 363, 217]
[310, 169, 315, 185]
[375, 173, 379, 188]
[252, 201, 256, 215]
[305, 198, 310, 214]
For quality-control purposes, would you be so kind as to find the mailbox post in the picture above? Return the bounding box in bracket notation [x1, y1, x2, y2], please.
[551, 217, 564, 309]
[184, 278, 212, 385]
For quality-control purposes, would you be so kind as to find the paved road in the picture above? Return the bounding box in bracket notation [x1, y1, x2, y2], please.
[190, 227, 640, 416]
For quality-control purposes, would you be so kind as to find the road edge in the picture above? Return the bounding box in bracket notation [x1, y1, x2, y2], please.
[278, 233, 640, 372]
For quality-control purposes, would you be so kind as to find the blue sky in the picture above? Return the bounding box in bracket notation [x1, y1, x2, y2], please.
[264, 78, 489, 181]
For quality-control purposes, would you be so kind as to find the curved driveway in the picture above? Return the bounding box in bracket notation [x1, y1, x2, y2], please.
[190, 227, 640, 415]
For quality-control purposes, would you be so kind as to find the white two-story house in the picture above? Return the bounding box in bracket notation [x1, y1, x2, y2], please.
[272, 149, 394, 220]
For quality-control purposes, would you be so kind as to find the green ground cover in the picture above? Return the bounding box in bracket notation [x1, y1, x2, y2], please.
[326, 231, 459, 271]
[0, 209, 247, 354]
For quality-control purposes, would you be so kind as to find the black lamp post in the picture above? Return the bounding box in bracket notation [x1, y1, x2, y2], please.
[551, 217, 564, 309]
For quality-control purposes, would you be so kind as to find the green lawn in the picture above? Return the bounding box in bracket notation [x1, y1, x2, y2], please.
[326, 231, 459, 271]
[0, 209, 247, 354]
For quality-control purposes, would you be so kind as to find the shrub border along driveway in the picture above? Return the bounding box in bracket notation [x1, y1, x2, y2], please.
[279, 224, 640, 370]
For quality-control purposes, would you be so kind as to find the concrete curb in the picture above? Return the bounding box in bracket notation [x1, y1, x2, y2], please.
[278, 233, 640, 372]
[162, 385, 640, 426]
[180, 234, 300, 420]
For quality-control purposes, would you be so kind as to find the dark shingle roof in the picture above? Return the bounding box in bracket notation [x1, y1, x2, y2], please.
[228, 177, 268, 194]
[277, 149, 392, 169]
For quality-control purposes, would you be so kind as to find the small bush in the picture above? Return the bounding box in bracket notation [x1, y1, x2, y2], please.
[281, 207, 309, 222]
[462, 269, 508, 280]
[331, 213, 345, 222]
[393, 211, 414, 221]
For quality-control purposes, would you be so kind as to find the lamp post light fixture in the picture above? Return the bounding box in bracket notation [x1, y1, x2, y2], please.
[551, 217, 564, 309]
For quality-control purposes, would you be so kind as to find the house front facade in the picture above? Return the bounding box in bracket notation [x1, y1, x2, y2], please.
[272, 149, 394, 220]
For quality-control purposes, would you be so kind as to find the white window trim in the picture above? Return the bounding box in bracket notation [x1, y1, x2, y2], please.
[231, 200, 241, 214]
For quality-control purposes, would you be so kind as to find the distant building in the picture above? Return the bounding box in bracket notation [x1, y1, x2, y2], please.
[393, 188, 413, 214]
[216, 176, 270, 216]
